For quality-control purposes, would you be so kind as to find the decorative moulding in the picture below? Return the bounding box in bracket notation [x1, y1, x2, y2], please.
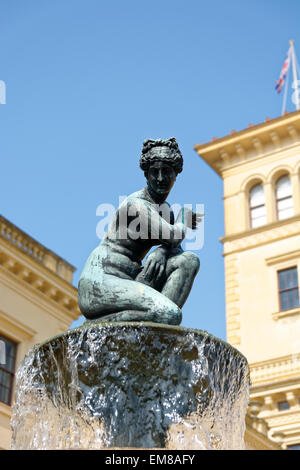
[265, 249, 300, 266]
[0, 309, 37, 341]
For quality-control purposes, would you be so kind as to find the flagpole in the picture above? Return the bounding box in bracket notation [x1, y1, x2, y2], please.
[290, 40, 300, 110]
[282, 60, 290, 115]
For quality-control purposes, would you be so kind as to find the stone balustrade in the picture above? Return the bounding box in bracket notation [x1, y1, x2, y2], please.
[250, 355, 300, 385]
[0, 215, 75, 284]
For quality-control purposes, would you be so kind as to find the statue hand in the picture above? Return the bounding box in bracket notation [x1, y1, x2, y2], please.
[143, 249, 167, 284]
[177, 208, 203, 230]
[191, 211, 203, 230]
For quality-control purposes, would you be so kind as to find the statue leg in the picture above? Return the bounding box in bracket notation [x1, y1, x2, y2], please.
[161, 250, 200, 308]
[78, 274, 182, 325]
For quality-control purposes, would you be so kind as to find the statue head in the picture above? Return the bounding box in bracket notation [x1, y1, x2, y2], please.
[139, 138, 183, 198]
[139, 138, 183, 176]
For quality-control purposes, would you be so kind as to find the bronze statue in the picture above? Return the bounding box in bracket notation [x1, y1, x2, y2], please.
[78, 138, 200, 325]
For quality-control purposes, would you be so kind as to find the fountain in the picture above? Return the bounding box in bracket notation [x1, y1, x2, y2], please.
[11, 322, 249, 450]
[11, 138, 250, 449]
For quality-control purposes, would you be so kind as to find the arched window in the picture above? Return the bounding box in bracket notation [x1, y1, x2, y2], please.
[276, 175, 294, 220]
[249, 183, 266, 228]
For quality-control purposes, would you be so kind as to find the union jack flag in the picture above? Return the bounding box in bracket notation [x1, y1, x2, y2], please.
[275, 47, 291, 93]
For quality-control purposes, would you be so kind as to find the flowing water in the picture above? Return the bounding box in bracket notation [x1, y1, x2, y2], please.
[11, 322, 250, 450]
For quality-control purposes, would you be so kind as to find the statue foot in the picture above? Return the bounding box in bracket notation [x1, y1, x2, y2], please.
[84, 309, 182, 326]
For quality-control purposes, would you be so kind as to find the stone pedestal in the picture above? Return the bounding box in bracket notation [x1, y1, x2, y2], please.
[11, 322, 250, 450]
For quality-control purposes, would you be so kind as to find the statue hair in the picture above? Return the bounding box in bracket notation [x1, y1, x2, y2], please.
[139, 138, 183, 175]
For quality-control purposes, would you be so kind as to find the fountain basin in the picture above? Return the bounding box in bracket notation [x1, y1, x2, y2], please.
[11, 322, 250, 450]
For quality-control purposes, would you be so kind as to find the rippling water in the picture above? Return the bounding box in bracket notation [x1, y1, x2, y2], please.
[11, 322, 250, 450]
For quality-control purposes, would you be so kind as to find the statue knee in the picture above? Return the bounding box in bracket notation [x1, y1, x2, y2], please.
[149, 302, 182, 325]
[181, 251, 200, 275]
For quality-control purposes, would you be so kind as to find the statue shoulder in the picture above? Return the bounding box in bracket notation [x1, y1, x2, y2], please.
[117, 190, 149, 213]
[124, 189, 150, 204]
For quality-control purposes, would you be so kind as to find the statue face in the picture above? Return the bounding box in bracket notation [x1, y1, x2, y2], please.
[147, 159, 177, 197]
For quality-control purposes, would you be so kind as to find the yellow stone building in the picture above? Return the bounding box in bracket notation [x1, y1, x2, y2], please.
[0, 215, 80, 449]
[195, 109, 300, 450]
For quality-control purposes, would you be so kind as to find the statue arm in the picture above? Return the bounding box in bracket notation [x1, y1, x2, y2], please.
[115, 199, 200, 249]
[144, 205, 201, 247]
[135, 200, 186, 248]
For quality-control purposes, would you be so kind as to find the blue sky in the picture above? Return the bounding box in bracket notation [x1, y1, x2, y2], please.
[1, 0, 299, 339]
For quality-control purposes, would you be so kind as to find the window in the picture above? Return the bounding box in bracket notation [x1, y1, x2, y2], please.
[249, 183, 266, 228]
[276, 175, 294, 220]
[278, 267, 300, 311]
[278, 400, 290, 411]
[0, 334, 17, 405]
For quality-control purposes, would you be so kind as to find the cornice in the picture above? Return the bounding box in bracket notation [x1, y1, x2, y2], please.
[221, 142, 300, 180]
[0, 269, 79, 325]
[221, 215, 300, 255]
[0, 249, 81, 323]
[194, 110, 300, 177]
[0, 240, 78, 297]
[264, 411, 300, 429]
[251, 380, 300, 399]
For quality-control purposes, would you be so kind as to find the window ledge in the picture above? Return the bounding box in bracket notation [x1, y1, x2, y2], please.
[272, 307, 300, 321]
[221, 213, 300, 243]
